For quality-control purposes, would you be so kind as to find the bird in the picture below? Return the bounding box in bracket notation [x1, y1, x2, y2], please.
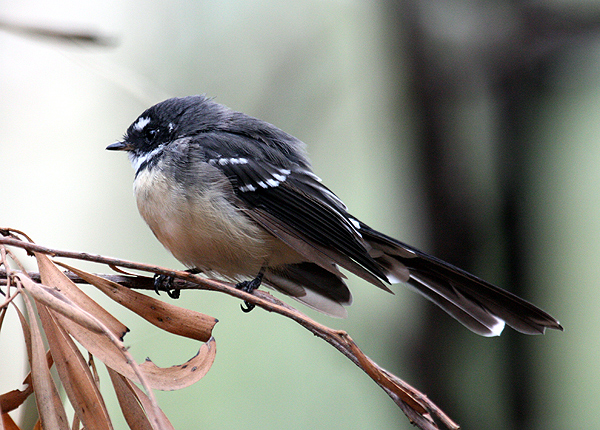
[107, 95, 563, 337]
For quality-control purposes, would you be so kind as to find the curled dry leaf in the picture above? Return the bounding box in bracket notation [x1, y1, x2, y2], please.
[51, 304, 210, 390]
[34, 254, 217, 391]
[107, 367, 175, 430]
[17, 286, 69, 430]
[2, 235, 220, 430]
[34, 253, 128, 339]
[0, 297, 54, 414]
[25, 255, 166, 428]
[0, 387, 32, 416]
[139, 337, 216, 391]
[59, 262, 217, 342]
[0, 348, 52, 414]
[36, 303, 113, 430]
[2, 412, 22, 430]
[16, 275, 106, 335]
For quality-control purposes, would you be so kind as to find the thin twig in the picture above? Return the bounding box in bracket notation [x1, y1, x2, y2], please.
[0, 231, 459, 430]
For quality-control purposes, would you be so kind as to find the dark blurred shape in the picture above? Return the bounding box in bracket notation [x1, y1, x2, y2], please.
[384, 1, 600, 429]
[0, 18, 116, 46]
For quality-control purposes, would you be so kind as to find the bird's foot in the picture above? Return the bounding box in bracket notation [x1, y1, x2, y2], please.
[236, 272, 264, 313]
[153, 274, 180, 299]
[153, 268, 201, 299]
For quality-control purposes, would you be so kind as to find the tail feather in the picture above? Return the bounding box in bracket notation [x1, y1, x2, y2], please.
[258, 216, 562, 336]
[358, 221, 563, 336]
[407, 273, 505, 336]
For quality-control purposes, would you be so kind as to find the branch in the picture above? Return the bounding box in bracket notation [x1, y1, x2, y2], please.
[0, 231, 458, 430]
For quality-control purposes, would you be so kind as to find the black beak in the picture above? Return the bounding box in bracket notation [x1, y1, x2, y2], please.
[106, 141, 131, 151]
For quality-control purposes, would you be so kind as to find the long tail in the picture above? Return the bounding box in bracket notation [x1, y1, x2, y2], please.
[359, 222, 563, 336]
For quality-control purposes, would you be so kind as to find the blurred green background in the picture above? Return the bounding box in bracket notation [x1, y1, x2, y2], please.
[1, 1, 597, 429]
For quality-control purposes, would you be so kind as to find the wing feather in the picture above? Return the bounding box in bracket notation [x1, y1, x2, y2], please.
[205, 148, 391, 291]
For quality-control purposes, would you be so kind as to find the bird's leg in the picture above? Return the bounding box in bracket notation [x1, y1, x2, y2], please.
[236, 267, 266, 313]
[153, 268, 202, 299]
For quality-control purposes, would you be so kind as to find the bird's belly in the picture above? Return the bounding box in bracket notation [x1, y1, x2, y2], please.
[133, 168, 301, 279]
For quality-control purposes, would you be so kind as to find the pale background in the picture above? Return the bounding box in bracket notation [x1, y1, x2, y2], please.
[1, 1, 598, 429]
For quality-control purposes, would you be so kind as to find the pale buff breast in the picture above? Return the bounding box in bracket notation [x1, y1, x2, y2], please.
[132, 166, 303, 279]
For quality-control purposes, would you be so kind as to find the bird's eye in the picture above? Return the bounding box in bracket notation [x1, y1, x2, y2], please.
[144, 127, 160, 141]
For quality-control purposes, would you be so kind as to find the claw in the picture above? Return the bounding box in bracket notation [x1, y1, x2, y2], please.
[240, 301, 256, 313]
[235, 272, 264, 313]
[166, 287, 181, 299]
[153, 274, 180, 299]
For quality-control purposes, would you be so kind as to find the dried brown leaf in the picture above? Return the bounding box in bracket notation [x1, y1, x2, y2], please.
[0, 305, 53, 414]
[18, 287, 69, 430]
[35, 253, 128, 339]
[18, 260, 216, 391]
[2, 412, 22, 430]
[0, 388, 32, 415]
[36, 303, 113, 430]
[59, 263, 217, 342]
[17, 270, 164, 428]
[42, 304, 217, 390]
[138, 337, 216, 391]
[0, 307, 6, 334]
[44, 309, 137, 384]
[0, 302, 54, 415]
[16, 275, 105, 334]
[17, 258, 140, 388]
[71, 414, 80, 430]
[107, 367, 175, 430]
[12, 298, 32, 362]
[1, 303, 34, 413]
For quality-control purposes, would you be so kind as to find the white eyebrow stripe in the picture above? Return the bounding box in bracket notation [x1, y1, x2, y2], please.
[133, 116, 151, 132]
